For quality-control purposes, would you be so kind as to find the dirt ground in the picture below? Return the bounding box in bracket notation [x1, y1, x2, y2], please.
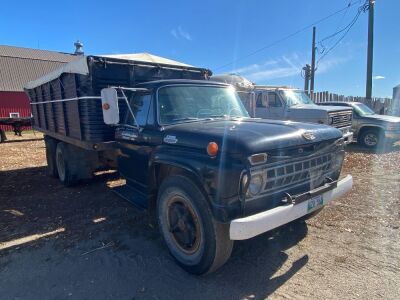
[0, 132, 399, 300]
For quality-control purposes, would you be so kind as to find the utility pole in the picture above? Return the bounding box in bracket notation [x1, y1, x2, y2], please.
[366, 0, 375, 100]
[303, 64, 311, 94]
[310, 26, 316, 96]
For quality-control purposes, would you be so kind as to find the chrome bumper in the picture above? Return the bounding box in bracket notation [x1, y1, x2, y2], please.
[343, 131, 353, 144]
[229, 175, 353, 240]
[339, 126, 353, 144]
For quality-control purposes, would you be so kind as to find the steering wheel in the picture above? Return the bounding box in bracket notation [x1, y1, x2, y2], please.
[196, 109, 213, 118]
[228, 108, 243, 116]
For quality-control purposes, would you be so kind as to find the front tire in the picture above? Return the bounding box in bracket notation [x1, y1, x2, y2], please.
[157, 175, 233, 275]
[359, 129, 382, 149]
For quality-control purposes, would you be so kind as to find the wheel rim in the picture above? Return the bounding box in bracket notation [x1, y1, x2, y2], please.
[166, 196, 201, 255]
[364, 133, 378, 146]
[56, 150, 66, 181]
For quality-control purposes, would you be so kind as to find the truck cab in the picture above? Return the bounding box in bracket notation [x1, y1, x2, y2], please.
[101, 79, 353, 274]
[253, 87, 354, 144]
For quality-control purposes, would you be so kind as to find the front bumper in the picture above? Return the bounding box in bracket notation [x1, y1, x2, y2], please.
[342, 131, 353, 144]
[339, 127, 353, 144]
[229, 174, 353, 240]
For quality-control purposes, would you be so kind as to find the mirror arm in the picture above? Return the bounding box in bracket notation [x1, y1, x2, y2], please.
[120, 88, 140, 130]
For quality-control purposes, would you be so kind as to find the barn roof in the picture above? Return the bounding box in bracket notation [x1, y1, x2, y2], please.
[0, 45, 79, 92]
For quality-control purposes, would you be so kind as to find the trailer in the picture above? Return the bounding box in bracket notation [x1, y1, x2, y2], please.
[0, 117, 32, 143]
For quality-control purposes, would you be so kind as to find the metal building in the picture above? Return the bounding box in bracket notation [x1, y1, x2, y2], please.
[0, 45, 79, 130]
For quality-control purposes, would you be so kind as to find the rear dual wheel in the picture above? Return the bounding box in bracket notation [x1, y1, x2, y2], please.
[55, 142, 79, 186]
[45, 137, 59, 178]
[157, 175, 233, 275]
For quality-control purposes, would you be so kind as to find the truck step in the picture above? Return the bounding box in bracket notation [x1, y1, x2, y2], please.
[111, 184, 147, 210]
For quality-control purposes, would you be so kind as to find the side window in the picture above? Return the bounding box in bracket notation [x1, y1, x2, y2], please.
[126, 94, 151, 126]
[256, 93, 268, 108]
[268, 93, 282, 107]
[256, 93, 264, 107]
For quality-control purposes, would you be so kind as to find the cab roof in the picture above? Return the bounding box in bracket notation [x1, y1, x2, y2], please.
[135, 79, 231, 89]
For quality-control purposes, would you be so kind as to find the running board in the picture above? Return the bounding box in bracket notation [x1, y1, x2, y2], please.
[111, 184, 147, 210]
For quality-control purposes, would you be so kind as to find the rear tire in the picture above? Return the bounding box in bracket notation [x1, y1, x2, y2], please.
[45, 137, 58, 178]
[157, 175, 233, 275]
[55, 142, 78, 186]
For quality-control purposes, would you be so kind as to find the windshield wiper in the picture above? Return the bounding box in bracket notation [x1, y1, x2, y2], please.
[171, 117, 199, 122]
[208, 114, 228, 118]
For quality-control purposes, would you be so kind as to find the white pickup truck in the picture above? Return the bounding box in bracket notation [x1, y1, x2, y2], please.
[210, 75, 353, 145]
[252, 86, 353, 144]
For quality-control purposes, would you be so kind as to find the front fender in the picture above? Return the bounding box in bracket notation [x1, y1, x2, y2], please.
[149, 145, 245, 222]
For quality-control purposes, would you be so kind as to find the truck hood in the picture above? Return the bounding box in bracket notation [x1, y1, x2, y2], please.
[162, 118, 342, 154]
[290, 104, 352, 114]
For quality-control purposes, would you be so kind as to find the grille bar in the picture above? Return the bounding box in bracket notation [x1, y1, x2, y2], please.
[329, 111, 352, 128]
[250, 152, 335, 198]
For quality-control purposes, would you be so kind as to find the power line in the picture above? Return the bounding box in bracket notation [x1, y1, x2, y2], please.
[316, 0, 369, 68]
[213, 0, 364, 72]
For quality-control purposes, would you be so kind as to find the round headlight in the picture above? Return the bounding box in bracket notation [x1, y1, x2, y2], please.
[248, 175, 263, 196]
[329, 117, 334, 125]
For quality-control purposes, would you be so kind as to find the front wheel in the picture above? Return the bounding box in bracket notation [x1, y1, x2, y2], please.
[359, 129, 382, 149]
[157, 175, 233, 275]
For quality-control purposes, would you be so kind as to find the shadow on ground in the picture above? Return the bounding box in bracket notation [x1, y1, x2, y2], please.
[0, 166, 309, 299]
[1, 138, 44, 143]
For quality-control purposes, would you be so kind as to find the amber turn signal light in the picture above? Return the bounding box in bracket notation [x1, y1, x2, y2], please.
[207, 142, 219, 157]
[102, 103, 110, 110]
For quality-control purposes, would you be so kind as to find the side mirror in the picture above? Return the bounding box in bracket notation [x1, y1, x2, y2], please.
[101, 88, 120, 125]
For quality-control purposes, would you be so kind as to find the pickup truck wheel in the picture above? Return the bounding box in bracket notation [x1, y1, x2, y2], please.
[157, 175, 233, 275]
[360, 129, 381, 148]
[55, 142, 78, 186]
[45, 137, 58, 178]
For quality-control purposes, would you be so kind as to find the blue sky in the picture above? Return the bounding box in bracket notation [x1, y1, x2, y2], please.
[1, 0, 398, 97]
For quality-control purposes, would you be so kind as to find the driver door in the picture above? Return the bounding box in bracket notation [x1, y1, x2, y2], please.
[116, 92, 154, 194]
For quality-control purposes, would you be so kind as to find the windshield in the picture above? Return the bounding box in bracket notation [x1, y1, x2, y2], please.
[352, 103, 375, 116]
[157, 85, 249, 125]
[280, 90, 315, 107]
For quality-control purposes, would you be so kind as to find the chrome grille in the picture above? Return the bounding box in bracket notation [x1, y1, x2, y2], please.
[250, 152, 334, 197]
[329, 111, 352, 128]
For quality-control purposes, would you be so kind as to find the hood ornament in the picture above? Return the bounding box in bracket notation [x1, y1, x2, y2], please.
[302, 131, 316, 141]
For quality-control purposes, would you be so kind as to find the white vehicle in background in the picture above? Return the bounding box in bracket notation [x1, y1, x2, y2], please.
[210, 74, 354, 145]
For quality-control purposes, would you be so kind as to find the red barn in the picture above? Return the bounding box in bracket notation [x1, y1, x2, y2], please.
[0, 45, 79, 131]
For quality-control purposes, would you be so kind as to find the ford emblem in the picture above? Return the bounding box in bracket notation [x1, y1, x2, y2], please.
[302, 132, 316, 141]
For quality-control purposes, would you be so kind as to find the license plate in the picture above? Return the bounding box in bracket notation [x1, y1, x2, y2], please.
[307, 195, 324, 213]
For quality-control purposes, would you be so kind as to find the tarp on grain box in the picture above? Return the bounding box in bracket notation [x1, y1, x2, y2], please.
[24, 54, 211, 143]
